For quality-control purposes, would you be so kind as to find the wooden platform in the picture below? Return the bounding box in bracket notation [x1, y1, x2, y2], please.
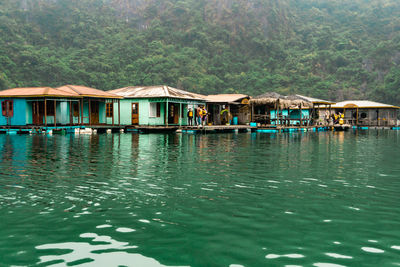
[179, 125, 255, 133]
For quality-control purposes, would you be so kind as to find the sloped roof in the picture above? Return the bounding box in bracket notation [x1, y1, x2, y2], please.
[0, 87, 80, 98]
[57, 85, 121, 98]
[206, 94, 249, 103]
[253, 92, 285, 99]
[288, 94, 333, 105]
[109, 85, 206, 101]
[332, 100, 400, 109]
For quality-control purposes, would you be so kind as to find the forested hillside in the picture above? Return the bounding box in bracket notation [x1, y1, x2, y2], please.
[1, 0, 400, 104]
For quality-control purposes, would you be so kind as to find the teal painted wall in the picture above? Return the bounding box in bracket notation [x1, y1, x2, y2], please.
[118, 98, 196, 126]
[271, 109, 310, 125]
[0, 98, 27, 126]
[105, 102, 120, 125]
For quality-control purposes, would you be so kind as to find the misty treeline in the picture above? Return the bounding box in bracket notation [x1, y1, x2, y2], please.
[1, 0, 400, 104]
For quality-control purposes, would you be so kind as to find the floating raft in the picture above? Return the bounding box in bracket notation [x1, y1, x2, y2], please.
[179, 125, 254, 133]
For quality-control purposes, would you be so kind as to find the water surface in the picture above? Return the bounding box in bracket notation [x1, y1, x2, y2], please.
[0, 131, 400, 266]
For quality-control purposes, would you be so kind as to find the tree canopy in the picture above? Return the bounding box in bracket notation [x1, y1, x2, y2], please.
[1, 0, 400, 104]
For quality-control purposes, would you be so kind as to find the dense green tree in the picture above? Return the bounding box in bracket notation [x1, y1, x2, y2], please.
[0, 0, 400, 104]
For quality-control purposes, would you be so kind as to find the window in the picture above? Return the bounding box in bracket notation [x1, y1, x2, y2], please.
[1, 100, 13, 117]
[149, 102, 161, 117]
[73, 102, 80, 117]
[106, 102, 113, 117]
[46, 101, 55, 116]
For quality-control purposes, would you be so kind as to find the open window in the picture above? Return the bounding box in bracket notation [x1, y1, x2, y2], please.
[149, 102, 161, 117]
[73, 102, 80, 117]
[2, 100, 13, 117]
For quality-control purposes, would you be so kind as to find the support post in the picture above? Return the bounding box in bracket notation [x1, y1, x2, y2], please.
[88, 99, 91, 125]
[166, 99, 169, 126]
[179, 103, 182, 127]
[356, 108, 359, 126]
[69, 100, 72, 126]
[251, 102, 254, 122]
[44, 98, 47, 126]
[300, 104, 302, 127]
[81, 99, 84, 125]
[54, 99, 57, 128]
[118, 99, 121, 126]
[112, 100, 115, 126]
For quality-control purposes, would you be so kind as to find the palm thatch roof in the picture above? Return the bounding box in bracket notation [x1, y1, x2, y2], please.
[250, 92, 314, 109]
[286, 95, 313, 108]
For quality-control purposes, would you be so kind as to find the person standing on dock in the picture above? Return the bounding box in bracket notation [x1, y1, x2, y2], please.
[196, 106, 202, 126]
[201, 106, 208, 126]
[187, 108, 194, 126]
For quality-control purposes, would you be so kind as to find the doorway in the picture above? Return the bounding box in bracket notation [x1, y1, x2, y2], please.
[132, 103, 139, 125]
[168, 103, 179, 124]
[90, 101, 99, 124]
[32, 101, 44, 125]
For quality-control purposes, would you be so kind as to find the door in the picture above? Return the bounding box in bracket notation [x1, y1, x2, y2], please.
[168, 103, 179, 124]
[32, 101, 44, 125]
[132, 103, 139, 125]
[90, 101, 99, 125]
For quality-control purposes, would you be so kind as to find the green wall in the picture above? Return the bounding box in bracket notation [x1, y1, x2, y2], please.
[118, 98, 204, 126]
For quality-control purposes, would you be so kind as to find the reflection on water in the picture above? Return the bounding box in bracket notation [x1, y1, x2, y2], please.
[36, 232, 187, 267]
[0, 131, 400, 266]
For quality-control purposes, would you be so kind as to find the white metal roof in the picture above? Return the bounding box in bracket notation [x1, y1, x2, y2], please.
[109, 85, 206, 101]
[293, 94, 334, 104]
[332, 100, 399, 109]
[205, 94, 249, 103]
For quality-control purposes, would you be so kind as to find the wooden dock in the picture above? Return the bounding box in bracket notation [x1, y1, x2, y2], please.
[179, 125, 255, 133]
[1, 124, 399, 135]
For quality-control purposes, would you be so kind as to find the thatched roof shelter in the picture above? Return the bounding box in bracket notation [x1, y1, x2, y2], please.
[250, 92, 285, 107]
[251, 92, 312, 109]
[286, 95, 314, 108]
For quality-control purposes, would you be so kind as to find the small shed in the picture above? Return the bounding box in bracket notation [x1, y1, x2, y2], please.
[286, 94, 333, 125]
[108, 85, 206, 126]
[205, 94, 250, 125]
[251, 92, 313, 126]
[331, 100, 399, 126]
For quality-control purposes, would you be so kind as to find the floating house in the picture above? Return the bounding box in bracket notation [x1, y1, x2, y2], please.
[108, 86, 206, 126]
[205, 94, 250, 125]
[0, 85, 121, 127]
[251, 92, 314, 126]
[56, 85, 122, 126]
[286, 94, 333, 126]
[331, 100, 399, 126]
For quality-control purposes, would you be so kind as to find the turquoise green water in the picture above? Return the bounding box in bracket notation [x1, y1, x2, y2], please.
[0, 131, 400, 266]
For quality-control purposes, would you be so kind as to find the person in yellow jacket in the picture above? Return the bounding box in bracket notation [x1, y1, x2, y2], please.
[201, 106, 208, 126]
[187, 108, 194, 126]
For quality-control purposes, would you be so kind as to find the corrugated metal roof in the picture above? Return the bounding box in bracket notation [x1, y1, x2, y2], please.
[57, 85, 121, 98]
[109, 85, 206, 101]
[291, 94, 334, 104]
[0, 87, 80, 97]
[332, 100, 400, 109]
[206, 94, 249, 103]
[253, 92, 285, 99]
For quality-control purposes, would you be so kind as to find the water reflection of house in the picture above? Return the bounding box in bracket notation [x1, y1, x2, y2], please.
[0, 85, 121, 127]
[331, 100, 399, 126]
[205, 94, 250, 125]
[108, 85, 206, 126]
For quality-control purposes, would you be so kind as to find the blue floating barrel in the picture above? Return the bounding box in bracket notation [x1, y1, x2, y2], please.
[233, 117, 238, 125]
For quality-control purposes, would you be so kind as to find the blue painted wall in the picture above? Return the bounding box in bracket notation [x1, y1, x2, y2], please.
[270, 109, 310, 125]
[0, 98, 27, 126]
